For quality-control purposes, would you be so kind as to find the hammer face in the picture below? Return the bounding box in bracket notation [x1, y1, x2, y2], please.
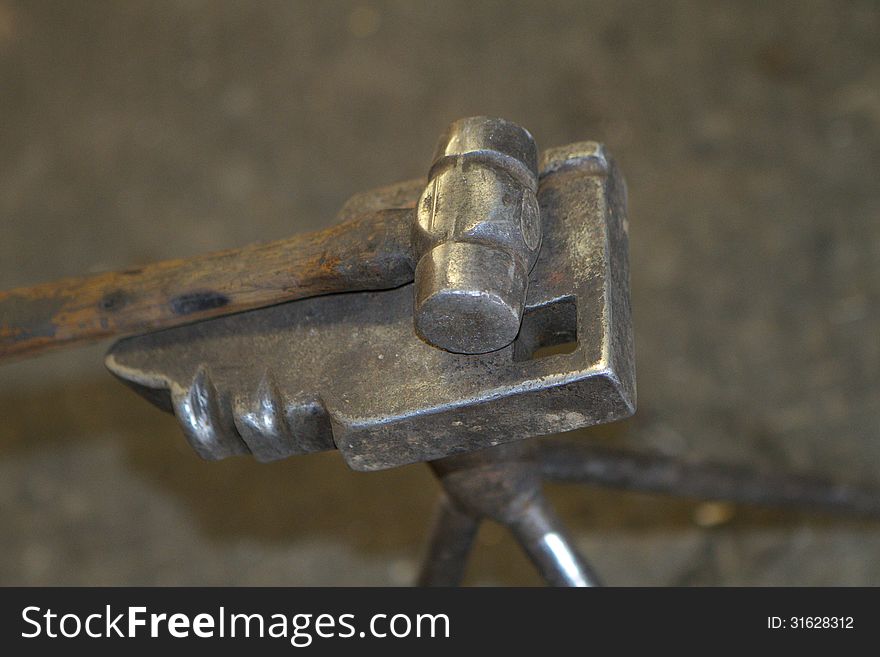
[413, 241, 527, 354]
[106, 142, 635, 471]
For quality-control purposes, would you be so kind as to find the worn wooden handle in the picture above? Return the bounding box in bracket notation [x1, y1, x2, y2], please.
[0, 208, 415, 363]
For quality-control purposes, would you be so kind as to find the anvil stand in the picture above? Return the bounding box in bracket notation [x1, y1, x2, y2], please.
[96, 147, 880, 587]
[417, 438, 880, 587]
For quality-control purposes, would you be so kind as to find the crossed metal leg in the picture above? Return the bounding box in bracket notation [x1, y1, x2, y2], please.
[418, 441, 601, 587]
[418, 438, 880, 587]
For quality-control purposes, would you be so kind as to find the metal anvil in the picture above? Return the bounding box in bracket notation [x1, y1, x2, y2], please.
[105, 142, 635, 471]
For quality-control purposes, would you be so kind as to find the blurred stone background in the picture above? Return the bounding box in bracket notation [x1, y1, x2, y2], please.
[1, 0, 878, 585]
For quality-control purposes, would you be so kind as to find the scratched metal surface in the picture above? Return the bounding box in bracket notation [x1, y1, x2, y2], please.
[0, 1, 878, 585]
[104, 149, 634, 471]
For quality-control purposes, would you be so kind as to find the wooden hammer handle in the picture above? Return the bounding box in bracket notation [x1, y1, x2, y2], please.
[0, 208, 415, 363]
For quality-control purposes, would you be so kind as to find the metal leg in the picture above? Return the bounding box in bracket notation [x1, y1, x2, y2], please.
[506, 495, 601, 587]
[417, 495, 481, 587]
[419, 442, 601, 587]
[540, 441, 880, 519]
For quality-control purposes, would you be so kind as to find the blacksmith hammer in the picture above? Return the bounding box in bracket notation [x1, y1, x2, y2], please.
[1, 116, 545, 359]
[0, 117, 635, 471]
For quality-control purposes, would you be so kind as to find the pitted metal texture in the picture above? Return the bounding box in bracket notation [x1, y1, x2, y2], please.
[105, 142, 634, 471]
[413, 116, 542, 354]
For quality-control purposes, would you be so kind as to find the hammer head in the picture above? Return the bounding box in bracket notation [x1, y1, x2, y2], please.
[413, 117, 541, 354]
[105, 141, 634, 471]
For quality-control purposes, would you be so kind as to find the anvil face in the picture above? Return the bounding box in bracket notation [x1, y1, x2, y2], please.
[106, 143, 635, 471]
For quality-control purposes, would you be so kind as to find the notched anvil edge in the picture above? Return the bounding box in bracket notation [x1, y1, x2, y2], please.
[106, 355, 336, 463]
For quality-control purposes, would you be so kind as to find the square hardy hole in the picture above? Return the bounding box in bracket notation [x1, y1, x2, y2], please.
[512, 296, 578, 362]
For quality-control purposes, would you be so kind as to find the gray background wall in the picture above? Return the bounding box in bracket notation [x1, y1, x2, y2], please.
[1, 0, 878, 585]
